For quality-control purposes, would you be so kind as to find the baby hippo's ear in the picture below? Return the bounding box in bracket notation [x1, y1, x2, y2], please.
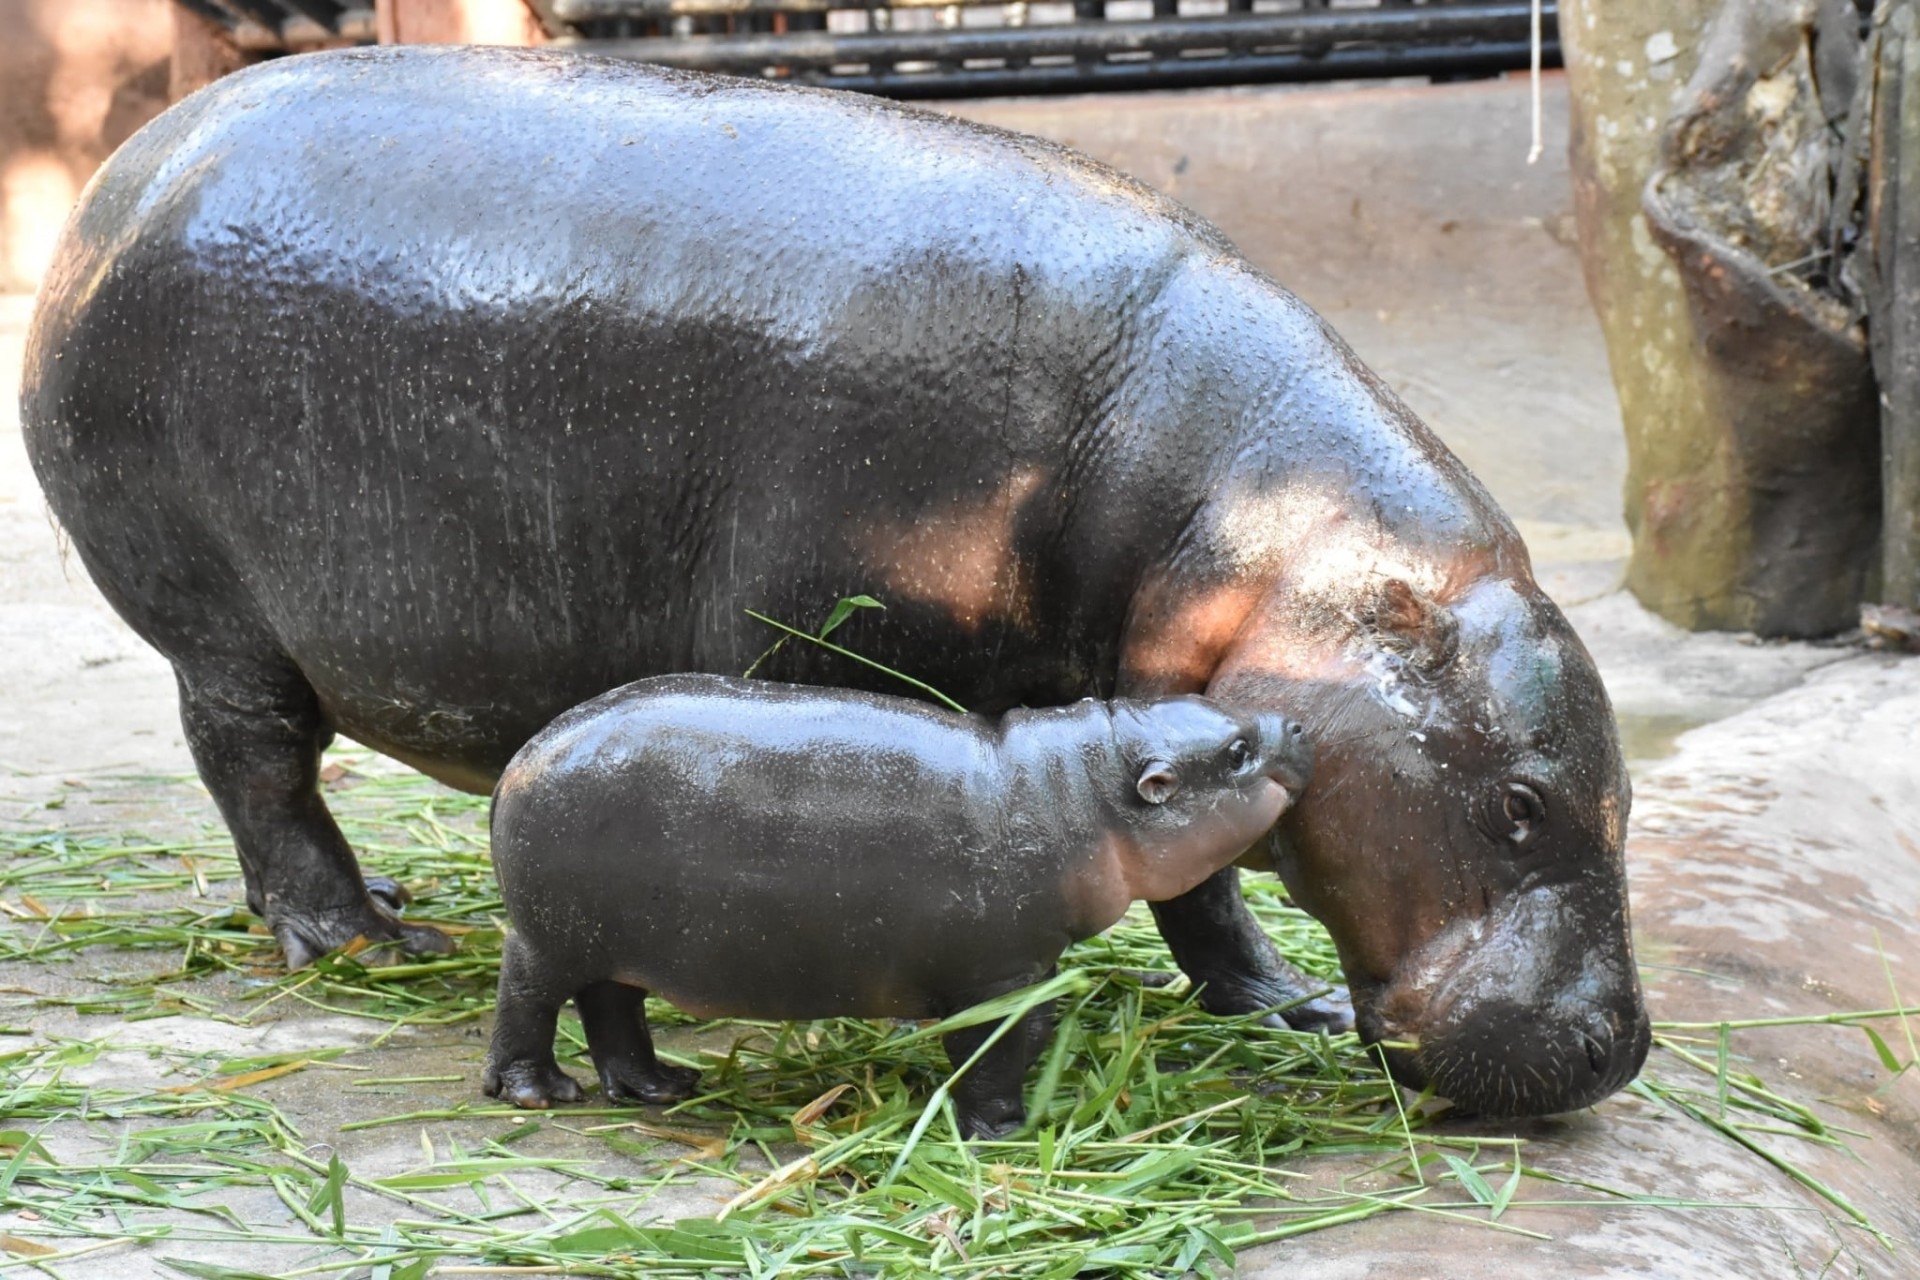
[1137, 760, 1181, 805]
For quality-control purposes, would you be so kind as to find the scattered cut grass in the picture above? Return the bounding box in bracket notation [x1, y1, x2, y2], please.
[0, 758, 1911, 1275]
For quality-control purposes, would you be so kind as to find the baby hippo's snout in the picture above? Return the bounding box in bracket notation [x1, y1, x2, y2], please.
[1254, 714, 1314, 796]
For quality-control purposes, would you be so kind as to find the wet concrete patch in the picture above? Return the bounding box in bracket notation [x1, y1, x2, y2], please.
[1615, 710, 1710, 771]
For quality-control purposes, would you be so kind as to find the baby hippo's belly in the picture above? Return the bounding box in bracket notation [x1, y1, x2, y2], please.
[507, 834, 1070, 1022]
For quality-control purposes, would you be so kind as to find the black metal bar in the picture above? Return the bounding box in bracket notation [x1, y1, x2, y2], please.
[674, 39, 1557, 96]
[219, 0, 295, 30]
[561, 0, 1532, 16]
[572, 3, 1547, 71]
[174, 0, 241, 28]
[274, 0, 345, 28]
[561, 0, 812, 14]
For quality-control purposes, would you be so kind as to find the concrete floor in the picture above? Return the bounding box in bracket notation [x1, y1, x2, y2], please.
[3, 73, 1918, 1276]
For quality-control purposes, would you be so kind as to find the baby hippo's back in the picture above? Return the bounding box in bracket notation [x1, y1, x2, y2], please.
[490, 675, 1099, 1021]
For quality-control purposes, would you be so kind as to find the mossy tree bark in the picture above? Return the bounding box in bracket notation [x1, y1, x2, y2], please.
[1564, 0, 1881, 637]
[1563, 1, 1737, 630]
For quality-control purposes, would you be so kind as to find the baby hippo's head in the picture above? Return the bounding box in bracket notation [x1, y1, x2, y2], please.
[1107, 696, 1313, 902]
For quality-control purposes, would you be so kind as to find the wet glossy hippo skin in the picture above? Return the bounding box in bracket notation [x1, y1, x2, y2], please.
[484, 676, 1312, 1137]
[22, 45, 1646, 1114]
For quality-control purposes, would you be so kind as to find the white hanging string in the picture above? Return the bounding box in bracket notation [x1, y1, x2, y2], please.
[1527, 0, 1544, 163]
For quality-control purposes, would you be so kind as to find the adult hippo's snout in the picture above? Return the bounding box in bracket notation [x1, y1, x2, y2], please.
[1359, 883, 1650, 1116]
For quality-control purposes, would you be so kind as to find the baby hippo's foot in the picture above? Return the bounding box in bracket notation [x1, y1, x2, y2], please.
[955, 1102, 1025, 1141]
[598, 1057, 701, 1106]
[483, 1057, 585, 1109]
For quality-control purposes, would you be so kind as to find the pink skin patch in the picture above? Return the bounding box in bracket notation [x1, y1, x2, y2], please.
[1069, 777, 1296, 939]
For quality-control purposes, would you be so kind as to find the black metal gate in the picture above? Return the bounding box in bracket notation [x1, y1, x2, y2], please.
[174, 0, 1558, 97]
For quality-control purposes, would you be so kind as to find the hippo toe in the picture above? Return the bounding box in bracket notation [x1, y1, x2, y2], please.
[274, 900, 454, 972]
[597, 1060, 701, 1105]
[483, 1059, 586, 1110]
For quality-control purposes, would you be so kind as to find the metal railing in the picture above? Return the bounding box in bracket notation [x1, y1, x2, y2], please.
[175, 0, 375, 49]
[172, 0, 1559, 96]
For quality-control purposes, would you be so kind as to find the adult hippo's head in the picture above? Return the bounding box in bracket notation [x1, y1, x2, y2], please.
[1119, 368, 1649, 1118]
[1201, 558, 1649, 1116]
[1106, 273, 1650, 1117]
[1284, 574, 1646, 1112]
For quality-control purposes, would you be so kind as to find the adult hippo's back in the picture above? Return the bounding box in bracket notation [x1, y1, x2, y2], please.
[23, 46, 1648, 1115]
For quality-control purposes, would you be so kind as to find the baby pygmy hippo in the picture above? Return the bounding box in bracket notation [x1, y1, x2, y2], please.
[484, 674, 1313, 1138]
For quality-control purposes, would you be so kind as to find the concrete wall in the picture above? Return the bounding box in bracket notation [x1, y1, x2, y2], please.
[0, 0, 175, 292]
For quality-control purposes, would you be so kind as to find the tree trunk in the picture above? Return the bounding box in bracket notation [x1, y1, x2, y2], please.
[1868, 2, 1920, 608]
[1563, 0, 1881, 636]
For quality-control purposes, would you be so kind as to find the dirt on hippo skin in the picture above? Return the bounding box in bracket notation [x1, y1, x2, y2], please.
[1241, 651, 1920, 1280]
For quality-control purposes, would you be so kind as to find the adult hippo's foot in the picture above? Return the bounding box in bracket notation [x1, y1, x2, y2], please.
[1149, 868, 1355, 1035]
[273, 897, 455, 972]
[241, 873, 452, 969]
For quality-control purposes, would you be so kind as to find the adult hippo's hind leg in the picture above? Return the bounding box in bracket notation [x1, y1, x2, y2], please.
[574, 982, 702, 1104]
[1150, 867, 1353, 1034]
[176, 659, 453, 969]
[484, 934, 586, 1108]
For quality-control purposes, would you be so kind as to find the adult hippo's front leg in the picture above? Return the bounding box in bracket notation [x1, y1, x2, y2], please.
[1148, 868, 1352, 1033]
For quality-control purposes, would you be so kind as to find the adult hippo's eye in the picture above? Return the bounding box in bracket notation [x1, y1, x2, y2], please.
[1498, 782, 1545, 846]
[1226, 739, 1251, 769]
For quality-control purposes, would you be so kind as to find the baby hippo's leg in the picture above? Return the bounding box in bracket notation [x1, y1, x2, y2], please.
[483, 934, 585, 1108]
[943, 996, 1058, 1140]
[575, 982, 702, 1105]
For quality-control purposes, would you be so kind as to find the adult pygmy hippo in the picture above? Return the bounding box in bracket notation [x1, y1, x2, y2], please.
[24, 44, 1648, 1115]
[486, 676, 1313, 1137]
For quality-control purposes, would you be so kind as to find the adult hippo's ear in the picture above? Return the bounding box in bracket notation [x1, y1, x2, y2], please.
[1361, 578, 1460, 676]
[1137, 761, 1181, 805]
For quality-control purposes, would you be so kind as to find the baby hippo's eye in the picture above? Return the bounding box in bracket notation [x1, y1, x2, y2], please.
[1226, 738, 1251, 769]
